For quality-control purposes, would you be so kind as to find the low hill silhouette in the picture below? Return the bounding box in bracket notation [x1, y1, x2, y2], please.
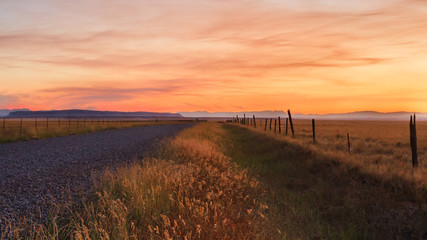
[8, 110, 182, 118]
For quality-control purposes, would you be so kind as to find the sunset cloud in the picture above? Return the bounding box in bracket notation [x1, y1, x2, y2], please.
[1, 0, 427, 113]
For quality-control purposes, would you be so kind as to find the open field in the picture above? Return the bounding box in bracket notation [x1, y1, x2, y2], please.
[0, 118, 194, 143]
[1, 122, 426, 239]
[283, 119, 427, 163]
[223, 122, 426, 239]
[249, 119, 426, 195]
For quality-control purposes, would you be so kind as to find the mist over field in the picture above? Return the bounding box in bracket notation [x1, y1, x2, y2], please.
[4, 108, 427, 120]
[180, 110, 427, 120]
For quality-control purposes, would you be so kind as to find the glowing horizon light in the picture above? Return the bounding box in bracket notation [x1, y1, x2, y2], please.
[1, 0, 427, 114]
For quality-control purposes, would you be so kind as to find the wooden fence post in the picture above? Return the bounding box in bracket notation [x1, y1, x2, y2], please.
[236, 115, 239, 124]
[269, 118, 272, 131]
[46, 117, 49, 129]
[35, 117, 37, 130]
[410, 114, 418, 168]
[244, 114, 246, 124]
[77, 118, 79, 128]
[274, 119, 277, 132]
[253, 115, 256, 128]
[20, 117, 23, 134]
[347, 133, 351, 154]
[410, 115, 413, 151]
[58, 117, 61, 127]
[288, 110, 295, 137]
[278, 117, 281, 134]
[285, 118, 288, 136]
[312, 119, 316, 143]
[3, 117, 5, 131]
[264, 118, 267, 131]
[69, 117, 71, 128]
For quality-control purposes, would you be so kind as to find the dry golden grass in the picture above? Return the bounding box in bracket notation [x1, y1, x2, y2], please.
[223, 122, 426, 239]
[2, 123, 276, 239]
[253, 119, 427, 199]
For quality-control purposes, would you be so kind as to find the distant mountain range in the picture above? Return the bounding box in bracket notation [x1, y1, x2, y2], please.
[2, 109, 424, 120]
[0, 108, 30, 117]
[179, 111, 427, 120]
[5, 110, 182, 118]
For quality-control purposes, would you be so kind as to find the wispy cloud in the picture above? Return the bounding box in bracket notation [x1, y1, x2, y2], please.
[0, 94, 19, 106]
[0, 0, 427, 113]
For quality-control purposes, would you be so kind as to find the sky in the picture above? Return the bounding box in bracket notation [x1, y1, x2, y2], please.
[1, 0, 427, 114]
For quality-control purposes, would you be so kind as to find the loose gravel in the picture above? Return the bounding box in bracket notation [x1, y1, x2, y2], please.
[0, 124, 193, 226]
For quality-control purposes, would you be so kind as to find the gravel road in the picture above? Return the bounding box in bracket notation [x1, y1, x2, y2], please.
[0, 124, 192, 225]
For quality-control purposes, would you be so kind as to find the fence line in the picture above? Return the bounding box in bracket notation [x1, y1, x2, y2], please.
[0, 117, 192, 140]
[232, 110, 420, 169]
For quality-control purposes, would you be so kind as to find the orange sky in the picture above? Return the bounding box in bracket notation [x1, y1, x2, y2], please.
[1, 0, 427, 114]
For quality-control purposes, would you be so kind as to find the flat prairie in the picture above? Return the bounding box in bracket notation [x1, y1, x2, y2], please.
[226, 120, 427, 239]
[268, 119, 426, 187]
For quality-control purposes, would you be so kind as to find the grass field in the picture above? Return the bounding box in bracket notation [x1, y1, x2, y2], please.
[2, 122, 426, 239]
[0, 118, 193, 143]
[279, 119, 427, 163]
[223, 122, 426, 239]
[251, 119, 426, 196]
